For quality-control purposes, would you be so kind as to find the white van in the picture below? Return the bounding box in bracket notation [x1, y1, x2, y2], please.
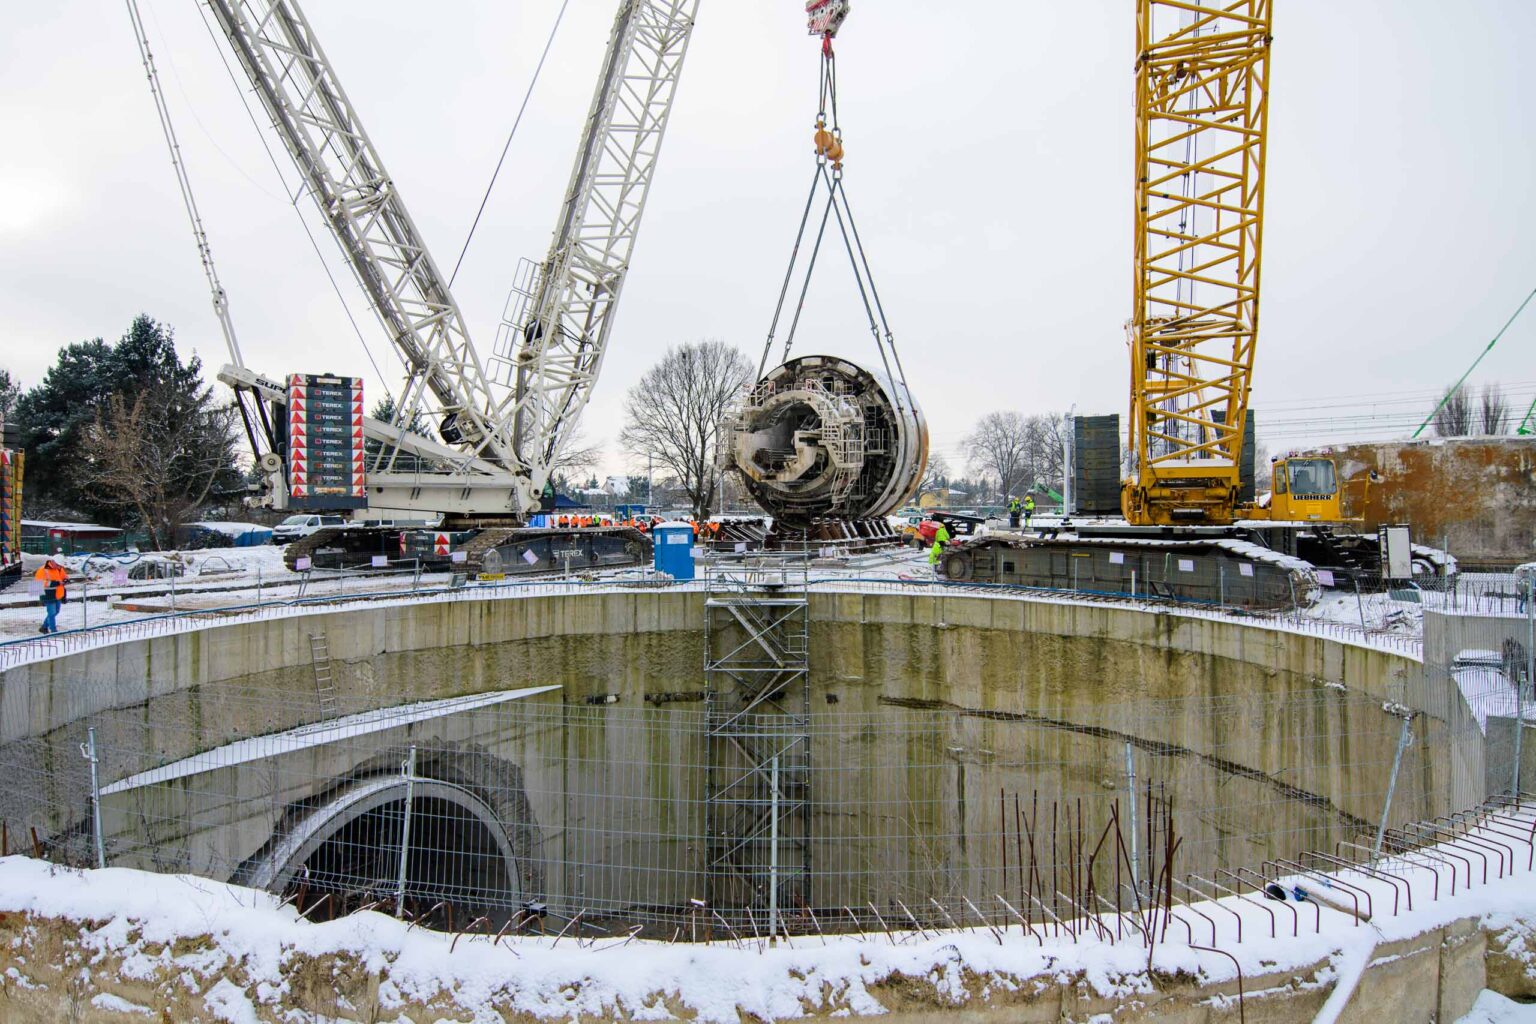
[270, 514, 346, 544]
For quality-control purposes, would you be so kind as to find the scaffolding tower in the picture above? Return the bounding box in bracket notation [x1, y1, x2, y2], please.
[703, 555, 811, 936]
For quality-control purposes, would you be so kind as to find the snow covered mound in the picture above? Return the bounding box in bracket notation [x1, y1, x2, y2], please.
[4, 826, 1536, 1023]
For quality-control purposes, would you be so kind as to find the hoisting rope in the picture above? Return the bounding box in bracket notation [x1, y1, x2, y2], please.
[759, 1, 914, 416]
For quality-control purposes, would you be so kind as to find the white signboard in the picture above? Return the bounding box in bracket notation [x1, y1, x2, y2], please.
[1379, 524, 1413, 579]
[1108, 551, 1124, 565]
[667, 533, 689, 545]
[295, 556, 312, 571]
[371, 555, 388, 568]
[451, 550, 468, 563]
[734, 542, 748, 554]
[1315, 569, 1336, 587]
[522, 549, 539, 565]
[1238, 563, 1254, 578]
[1178, 559, 1195, 573]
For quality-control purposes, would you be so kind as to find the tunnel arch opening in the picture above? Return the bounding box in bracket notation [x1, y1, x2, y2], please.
[240, 776, 522, 927]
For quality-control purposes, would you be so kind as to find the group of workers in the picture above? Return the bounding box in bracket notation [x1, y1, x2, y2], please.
[925, 494, 1037, 577]
[548, 514, 727, 542]
[551, 513, 642, 530]
[1007, 494, 1035, 529]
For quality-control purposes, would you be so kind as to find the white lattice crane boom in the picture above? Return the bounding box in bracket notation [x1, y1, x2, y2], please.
[207, 0, 699, 519]
[496, 0, 700, 477]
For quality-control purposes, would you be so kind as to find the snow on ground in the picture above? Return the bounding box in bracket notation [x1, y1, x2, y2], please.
[1458, 990, 1536, 1023]
[0, 544, 437, 641]
[1452, 658, 1536, 733]
[2, 807, 1535, 1021]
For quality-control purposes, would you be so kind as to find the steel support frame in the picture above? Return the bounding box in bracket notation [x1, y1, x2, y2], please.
[1127, 0, 1272, 524]
[703, 558, 811, 932]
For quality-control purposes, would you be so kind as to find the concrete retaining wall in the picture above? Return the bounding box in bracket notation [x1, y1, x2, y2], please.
[0, 591, 1461, 924]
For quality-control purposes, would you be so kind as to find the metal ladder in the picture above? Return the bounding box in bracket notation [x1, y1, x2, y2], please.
[308, 633, 340, 719]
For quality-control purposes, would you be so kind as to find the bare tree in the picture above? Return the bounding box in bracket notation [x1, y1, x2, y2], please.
[81, 383, 241, 550]
[921, 452, 950, 492]
[1480, 384, 1510, 435]
[1022, 413, 1067, 491]
[621, 340, 753, 519]
[1433, 383, 1473, 436]
[549, 416, 604, 482]
[964, 411, 1031, 500]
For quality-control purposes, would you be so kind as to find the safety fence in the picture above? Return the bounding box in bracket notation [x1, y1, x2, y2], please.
[2, 561, 1496, 671]
[2, 643, 1528, 942]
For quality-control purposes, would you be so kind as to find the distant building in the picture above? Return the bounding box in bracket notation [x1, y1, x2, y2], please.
[918, 487, 965, 509]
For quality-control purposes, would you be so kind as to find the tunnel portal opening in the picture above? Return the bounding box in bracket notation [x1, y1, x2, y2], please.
[253, 778, 524, 929]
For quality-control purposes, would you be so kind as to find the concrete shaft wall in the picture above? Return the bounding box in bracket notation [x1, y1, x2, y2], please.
[0, 591, 1451, 920]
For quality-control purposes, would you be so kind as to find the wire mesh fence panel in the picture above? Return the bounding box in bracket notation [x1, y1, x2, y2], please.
[2, 664, 1509, 941]
[2, 571, 1529, 942]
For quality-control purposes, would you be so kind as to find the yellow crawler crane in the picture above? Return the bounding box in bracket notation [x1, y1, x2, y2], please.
[938, 1, 1453, 603]
[1126, 0, 1339, 526]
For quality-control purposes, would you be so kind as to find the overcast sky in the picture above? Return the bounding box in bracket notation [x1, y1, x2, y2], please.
[3, 1, 1534, 481]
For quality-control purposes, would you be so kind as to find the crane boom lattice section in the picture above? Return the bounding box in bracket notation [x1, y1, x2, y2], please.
[497, 0, 700, 478]
[1128, 0, 1272, 524]
[205, 0, 512, 470]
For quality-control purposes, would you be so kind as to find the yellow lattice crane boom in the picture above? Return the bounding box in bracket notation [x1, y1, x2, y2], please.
[935, 0, 1440, 599]
[1124, 0, 1277, 526]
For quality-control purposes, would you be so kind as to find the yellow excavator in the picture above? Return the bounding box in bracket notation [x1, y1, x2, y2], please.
[941, 1, 1445, 606]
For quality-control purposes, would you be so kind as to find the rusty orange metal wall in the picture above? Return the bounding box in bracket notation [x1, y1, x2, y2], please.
[1298, 438, 1536, 568]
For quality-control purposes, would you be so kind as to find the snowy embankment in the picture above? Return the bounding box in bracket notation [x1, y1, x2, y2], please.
[3, 807, 1536, 1022]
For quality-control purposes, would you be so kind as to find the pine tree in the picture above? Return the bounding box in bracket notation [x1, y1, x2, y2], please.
[12, 314, 241, 527]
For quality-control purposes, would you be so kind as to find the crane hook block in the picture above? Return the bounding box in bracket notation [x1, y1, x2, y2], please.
[806, 0, 850, 39]
[813, 120, 845, 166]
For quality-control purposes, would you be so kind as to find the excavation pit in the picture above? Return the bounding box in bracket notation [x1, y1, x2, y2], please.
[0, 586, 1474, 939]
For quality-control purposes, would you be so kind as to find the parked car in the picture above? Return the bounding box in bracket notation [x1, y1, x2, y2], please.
[270, 514, 347, 544]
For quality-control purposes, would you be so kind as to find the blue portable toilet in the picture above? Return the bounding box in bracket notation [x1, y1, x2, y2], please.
[652, 521, 696, 580]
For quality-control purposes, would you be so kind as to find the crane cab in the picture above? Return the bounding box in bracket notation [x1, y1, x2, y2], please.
[1269, 457, 1342, 522]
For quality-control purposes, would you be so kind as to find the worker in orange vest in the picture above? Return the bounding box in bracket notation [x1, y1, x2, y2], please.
[34, 559, 67, 634]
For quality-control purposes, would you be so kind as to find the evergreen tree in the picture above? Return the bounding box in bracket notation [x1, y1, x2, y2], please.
[12, 315, 239, 525]
[0, 369, 20, 424]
